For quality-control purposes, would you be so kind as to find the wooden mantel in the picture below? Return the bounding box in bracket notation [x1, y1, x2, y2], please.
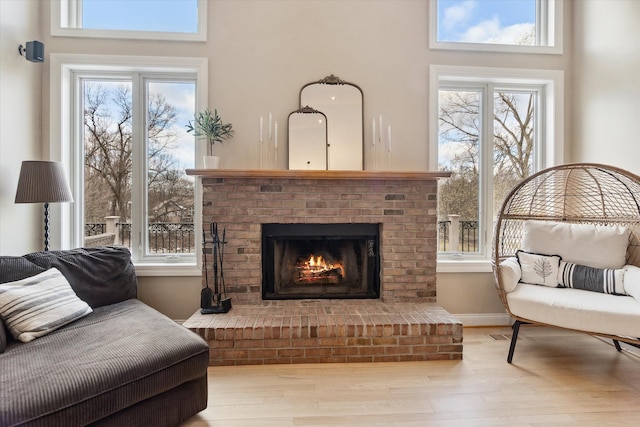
[186, 169, 451, 180]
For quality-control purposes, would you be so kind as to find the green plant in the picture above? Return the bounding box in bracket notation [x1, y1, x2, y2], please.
[186, 109, 234, 155]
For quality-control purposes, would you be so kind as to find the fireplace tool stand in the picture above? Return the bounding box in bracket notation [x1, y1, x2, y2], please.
[201, 222, 232, 314]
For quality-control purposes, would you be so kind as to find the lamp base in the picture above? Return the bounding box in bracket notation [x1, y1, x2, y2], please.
[44, 202, 50, 251]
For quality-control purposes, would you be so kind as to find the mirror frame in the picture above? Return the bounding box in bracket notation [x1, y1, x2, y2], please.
[299, 74, 364, 170]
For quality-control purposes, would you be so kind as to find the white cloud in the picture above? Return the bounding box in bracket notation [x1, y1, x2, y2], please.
[461, 17, 535, 45]
[438, 140, 468, 167]
[442, 0, 477, 32]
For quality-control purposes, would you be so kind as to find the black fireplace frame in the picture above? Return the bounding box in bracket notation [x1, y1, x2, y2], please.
[261, 223, 381, 300]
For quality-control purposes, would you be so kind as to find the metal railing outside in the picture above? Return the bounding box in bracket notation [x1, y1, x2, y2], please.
[438, 220, 479, 252]
[85, 222, 195, 253]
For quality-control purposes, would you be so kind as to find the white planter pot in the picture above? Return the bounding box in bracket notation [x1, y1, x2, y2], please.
[203, 156, 220, 169]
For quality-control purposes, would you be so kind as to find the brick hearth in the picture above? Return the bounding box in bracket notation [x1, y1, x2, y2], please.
[184, 300, 462, 365]
[184, 169, 462, 365]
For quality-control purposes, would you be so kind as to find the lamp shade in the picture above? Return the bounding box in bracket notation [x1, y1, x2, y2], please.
[15, 161, 73, 204]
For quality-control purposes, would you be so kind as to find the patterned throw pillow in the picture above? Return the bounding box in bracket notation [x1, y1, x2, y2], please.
[0, 268, 92, 343]
[557, 261, 627, 295]
[516, 250, 562, 287]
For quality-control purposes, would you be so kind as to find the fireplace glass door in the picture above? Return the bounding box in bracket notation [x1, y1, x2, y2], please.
[262, 223, 380, 300]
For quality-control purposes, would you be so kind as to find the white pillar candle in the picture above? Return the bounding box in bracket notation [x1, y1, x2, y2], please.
[372, 118, 376, 146]
[268, 112, 272, 140]
[274, 121, 278, 149]
[379, 114, 383, 140]
[259, 116, 263, 143]
[388, 124, 392, 152]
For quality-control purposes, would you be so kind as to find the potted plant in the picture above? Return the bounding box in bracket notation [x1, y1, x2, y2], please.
[186, 108, 234, 168]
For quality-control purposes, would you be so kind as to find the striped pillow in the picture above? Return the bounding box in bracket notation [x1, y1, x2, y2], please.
[0, 268, 92, 342]
[557, 261, 627, 295]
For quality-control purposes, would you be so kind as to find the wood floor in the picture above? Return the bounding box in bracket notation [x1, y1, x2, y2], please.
[181, 326, 640, 426]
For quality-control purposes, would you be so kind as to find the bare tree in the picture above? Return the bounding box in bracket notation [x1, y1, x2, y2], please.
[83, 82, 191, 223]
[438, 90, 535, 221]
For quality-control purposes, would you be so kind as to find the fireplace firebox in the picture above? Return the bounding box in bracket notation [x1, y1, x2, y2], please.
[262, 223, 380, 300]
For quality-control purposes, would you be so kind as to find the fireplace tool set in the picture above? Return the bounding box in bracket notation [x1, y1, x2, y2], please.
[201, 222, 232, 314]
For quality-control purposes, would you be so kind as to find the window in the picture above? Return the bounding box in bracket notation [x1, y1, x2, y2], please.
[49, 55, 208, 275]
[52, 0, 207, 41]
[81, 76, 195, 259]
[429, 0, 562, 54]
[429, 66, 564, 272]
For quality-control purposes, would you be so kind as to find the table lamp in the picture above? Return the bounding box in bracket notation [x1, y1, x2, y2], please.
[15, 160, 74, 251]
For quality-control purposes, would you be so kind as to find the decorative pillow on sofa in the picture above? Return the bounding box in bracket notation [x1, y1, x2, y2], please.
[557, 261, 627, 295]
[516, 250, 561, 287]
[0, 268, 92, 343]
[24, 246, 137, 308]
[522, 220, 630, 269]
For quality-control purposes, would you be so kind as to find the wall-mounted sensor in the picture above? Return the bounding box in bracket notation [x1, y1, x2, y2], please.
[18, 41, 44, 63]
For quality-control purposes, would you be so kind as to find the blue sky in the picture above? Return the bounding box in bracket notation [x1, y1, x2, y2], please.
[82, 0, 198, 33]
[438, 0, 536, 44]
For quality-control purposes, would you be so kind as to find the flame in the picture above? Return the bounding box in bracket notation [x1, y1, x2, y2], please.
[301, 254, 343, 274]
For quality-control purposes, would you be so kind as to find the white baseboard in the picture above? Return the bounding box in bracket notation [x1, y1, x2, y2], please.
[453, 313, 512, 327]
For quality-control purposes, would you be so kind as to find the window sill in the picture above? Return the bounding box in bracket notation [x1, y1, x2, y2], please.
[437, 259, 493, 273]
[134, 263, 201, 277]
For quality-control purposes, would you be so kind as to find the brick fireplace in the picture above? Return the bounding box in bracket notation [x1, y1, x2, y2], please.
[183, 169, 462, 365]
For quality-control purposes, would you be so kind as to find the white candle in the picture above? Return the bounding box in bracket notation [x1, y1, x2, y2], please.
[259, 116, 263, 143]
[379, 114, 383, 140]
[372, 119, 376, 146]
[388, 124, 392, 152]
[268, 113, 272, 140]
[274, 121, 278, 149]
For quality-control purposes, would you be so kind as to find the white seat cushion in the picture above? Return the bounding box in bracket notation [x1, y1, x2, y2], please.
[507, 283, 640, 339]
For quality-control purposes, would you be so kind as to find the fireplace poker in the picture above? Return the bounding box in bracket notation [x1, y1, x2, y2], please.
[212, 222, 219, 302]
[219, 227, 227, 299]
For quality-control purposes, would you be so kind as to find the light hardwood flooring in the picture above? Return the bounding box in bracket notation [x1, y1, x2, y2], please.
[182, 326, 640, 426]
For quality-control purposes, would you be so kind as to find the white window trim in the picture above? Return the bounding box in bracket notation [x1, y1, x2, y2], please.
[51, 0, 208, 42]
[429, 65, 564, 273]
[429, 0, 563, 55]
[49, 53, 208, 276]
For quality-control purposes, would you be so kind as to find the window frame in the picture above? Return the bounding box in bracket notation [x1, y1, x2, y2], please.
[429, 65, 564, 273]
[49, 53, 208, 276]
[429, 0, 563, 55]
[51, 0, 207, 42]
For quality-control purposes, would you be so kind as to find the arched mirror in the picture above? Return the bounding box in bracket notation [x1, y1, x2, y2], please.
[288, 106, 328, 170]
[291, 75, 364, 171]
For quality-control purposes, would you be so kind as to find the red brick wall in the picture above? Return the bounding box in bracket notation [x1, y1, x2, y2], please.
[201, 176, 439, 303]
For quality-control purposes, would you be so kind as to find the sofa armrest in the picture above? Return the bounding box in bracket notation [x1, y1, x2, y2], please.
[624, 265, 640, 302]
[498, 257, 521, 294]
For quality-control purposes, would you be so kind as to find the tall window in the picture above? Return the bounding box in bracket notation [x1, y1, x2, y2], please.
[430, 0, 562, 54]
[438, 86, 538, 255]
[78, 73, 196, 262]
[430, 66, 564, 268]
[52, 0, 207, 41]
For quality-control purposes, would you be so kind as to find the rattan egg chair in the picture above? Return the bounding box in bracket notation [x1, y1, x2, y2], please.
[493, 163, 640, 362]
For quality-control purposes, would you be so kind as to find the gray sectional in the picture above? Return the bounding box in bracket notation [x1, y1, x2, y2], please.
[0, 246, 208, 427]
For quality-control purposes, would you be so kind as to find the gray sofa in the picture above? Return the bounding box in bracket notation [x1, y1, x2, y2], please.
[0, 246, 209, 427]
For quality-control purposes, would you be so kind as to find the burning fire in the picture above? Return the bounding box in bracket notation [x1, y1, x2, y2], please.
[296, 254, 344, 281]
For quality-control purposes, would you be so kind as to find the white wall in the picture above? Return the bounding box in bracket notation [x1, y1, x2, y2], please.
[572, 0, 640, 175]
[36, 0, 572, 320]
[0, 0, 44, 255]
[12, 1, 639, 322]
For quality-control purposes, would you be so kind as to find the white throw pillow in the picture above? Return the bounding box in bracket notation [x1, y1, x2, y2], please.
[522, 220, 630, 269]
[0, 268, 92, 342]
[516, 250, 561, 287]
